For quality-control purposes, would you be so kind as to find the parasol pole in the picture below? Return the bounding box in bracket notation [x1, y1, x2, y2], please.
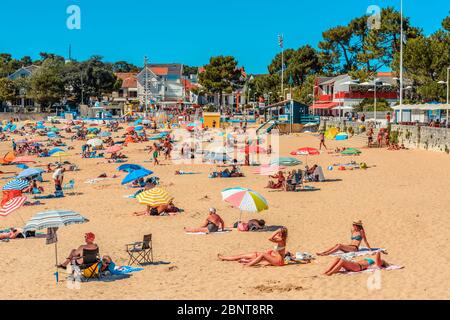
[54, 241, 59, 283]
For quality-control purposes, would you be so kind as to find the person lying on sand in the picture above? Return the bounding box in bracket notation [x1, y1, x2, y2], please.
[184, 208, 224, 233]
[218, 228, 288, 267]
[323, 250, 389, 276]
[0, 227, 24, 240]
[57, 232, 98, 270]
[317, 220, 372, 256]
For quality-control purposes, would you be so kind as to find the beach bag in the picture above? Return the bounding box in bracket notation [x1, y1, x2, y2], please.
[237, 223, 249, 232]
[150, 207, 159, 216]
[82, 262, 100, 278]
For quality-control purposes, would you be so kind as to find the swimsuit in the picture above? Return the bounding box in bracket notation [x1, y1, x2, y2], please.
[207, 222, 219, 233]
[358, 258, 375, 271]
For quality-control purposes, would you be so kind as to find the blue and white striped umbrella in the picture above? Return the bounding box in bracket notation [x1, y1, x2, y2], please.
[16, 168, 45, 179]
[2, 179, 30, 191]
[23, 210, 89, 232]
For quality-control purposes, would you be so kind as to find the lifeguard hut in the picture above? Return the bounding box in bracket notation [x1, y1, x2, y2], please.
[203, 112, 221, 129]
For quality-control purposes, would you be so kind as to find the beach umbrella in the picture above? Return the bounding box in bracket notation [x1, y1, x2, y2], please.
[106, 145, 122, 153]
[87, 127, 99, 133]
[270, 157, 302, 167]
[121, 168, 154, 185]
[23, 210, 90, 283]
[12, 156, 36, 164]
[290, 147, 320, 156]
[17, 168, 45, 179]
[50, 127, 60, 133]
[16, 164, 29, 169]
[135, 126, 144, 131]
[126, 126, 135, 133]
[36, 124, 46, 130]
[48, 148, 65, 155]
[86, 133, 97, 139]
[3, 179, 30, 191]
[47, 131, 57, 138]
[136, 188, 173, 207]
[221, 187, 268, 221]
[87, 138, 103, 147]
[0, 196, 27, 217]
[335, 132, 349, 141]
[117, 164, 143, 172]
[99, 131, 111, 137]
[50, 151, 69, 163]
[341, 148, 362, 155]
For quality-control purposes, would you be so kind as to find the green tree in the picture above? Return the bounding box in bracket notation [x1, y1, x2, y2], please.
[112, 61, 140, 73]
[183, 65, 199, 77]
[29, 58, 65, 110]
[0, 78, 16, 105]
[198, 56, 243, 107]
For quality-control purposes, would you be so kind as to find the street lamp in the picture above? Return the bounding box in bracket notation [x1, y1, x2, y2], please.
[437, 67, 450, 123]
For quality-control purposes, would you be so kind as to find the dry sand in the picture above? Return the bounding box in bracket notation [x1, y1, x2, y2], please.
[0, 123, 449, 300]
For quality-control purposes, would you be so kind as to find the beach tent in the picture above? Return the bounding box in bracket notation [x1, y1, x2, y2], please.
[335, 132, 348, 141]
[0, 151, 16, 164]
[325, 128, 339, 139]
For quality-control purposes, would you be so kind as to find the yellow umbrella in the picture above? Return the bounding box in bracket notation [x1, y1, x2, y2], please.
[136, 188, 173, 207]
[51, 151, 69, 163]
[86, 134, 97, 139]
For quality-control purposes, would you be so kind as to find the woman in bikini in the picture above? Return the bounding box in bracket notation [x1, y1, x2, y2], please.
[266, 171, 286, 189]
[218, 227, 288, 267]
[317, 220, 372, 256]
[323, 250, 389, 276]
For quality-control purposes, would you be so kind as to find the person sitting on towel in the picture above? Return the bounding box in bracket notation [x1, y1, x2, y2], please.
[57, 232, 98, 270]
[0, 227, 24, 240]
[184, 208, 225, 233]
[323, 250, 389, 276]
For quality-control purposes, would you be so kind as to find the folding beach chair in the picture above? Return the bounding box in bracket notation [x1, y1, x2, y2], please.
[126, 234, 153, 266]
[63, 179, 75, 190]
[73, 248, 101, 281]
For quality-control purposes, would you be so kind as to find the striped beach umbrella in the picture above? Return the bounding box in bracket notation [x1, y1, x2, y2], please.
[136, 188, 173, 207]
[23, 210, 89, 232]
[221, 187, 268, 220]
[12, 156, 36, 164]
[50, 151, 69, 163]
[23, 210, 89, 283]
[16, 168, 45, 179]
[3, 179, 30, 191]
[0, 196, 27, 216]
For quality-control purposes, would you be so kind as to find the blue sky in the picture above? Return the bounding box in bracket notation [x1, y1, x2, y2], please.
[0, 0, 449, 73]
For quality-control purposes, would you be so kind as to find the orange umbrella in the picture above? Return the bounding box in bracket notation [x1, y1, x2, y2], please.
[0, 152, 15, 164]
[106, 145, 123, 153]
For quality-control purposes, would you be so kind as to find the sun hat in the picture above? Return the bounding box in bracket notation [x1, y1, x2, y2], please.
[353, 220, 363, 226]
[209, 208, 216, 213]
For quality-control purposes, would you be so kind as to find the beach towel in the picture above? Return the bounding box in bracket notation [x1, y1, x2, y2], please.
[185, 229, 232, 235]
[340, 265, 404, 275]
[330, 248, 386, 258]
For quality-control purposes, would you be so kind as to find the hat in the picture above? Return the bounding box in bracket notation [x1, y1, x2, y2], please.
[85, 232, 95, 241]
[352, 220, 363, 227]
[209, 208, 216, 213]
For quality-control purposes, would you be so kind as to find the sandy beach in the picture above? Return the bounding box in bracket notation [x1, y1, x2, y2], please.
[0, 123, 449, 300]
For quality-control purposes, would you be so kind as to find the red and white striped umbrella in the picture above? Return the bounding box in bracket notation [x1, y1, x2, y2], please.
[0, 196, 27, 217]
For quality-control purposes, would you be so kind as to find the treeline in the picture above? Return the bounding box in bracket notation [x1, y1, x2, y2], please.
[0, 53, 141, 110]
[198, 8, 450, 105]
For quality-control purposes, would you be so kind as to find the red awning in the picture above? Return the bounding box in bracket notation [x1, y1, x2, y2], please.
[310, 102, 339, 109]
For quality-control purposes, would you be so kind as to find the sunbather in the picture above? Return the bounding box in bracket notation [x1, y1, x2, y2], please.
[184, 208, 225, 233]
[317, 220, 372, 256]
[57, 232, 98, 269]
[0, 227, 24, 240]
[218, 227, 288, 267]
[266, 171, 285, 189]
[323, 250, 389, 276]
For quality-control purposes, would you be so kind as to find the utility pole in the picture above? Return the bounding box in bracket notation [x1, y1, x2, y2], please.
[399, 0, 404, 123]
[144, 56, 148, 115]
[279, 34, 284, 100]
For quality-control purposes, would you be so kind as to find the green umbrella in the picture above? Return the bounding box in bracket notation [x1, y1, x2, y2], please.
[341, 148, 361, 155]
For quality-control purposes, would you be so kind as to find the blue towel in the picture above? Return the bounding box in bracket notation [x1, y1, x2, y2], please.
[107, 262, 143, 275]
